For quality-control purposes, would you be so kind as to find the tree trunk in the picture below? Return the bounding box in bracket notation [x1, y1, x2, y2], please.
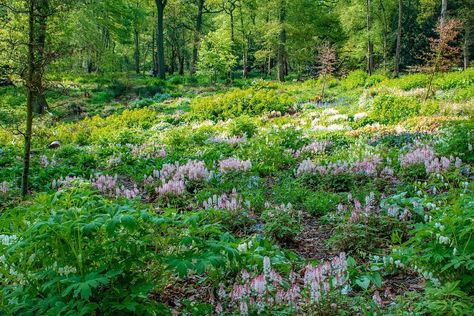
[155, 0, 167, 79]
[191, 0, 204, 75]
[134, 28, 140, 74]
[152, 28, 157, 75]
[440, 0, 448, 26]
[394, 0, 403, 76]
[464, 28, 470, 70]
[367, 0, 374, 75]
[239, 4, 248, 78]
[32, 0, 49, 115]
[277, 0, 287, 82]
[22, 0, 36, 197]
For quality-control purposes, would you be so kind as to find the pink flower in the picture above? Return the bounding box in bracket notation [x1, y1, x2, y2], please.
[251, 275, 266, 295]
[215, 302, 223, 314]
[372, 290, 383, 307]
[263, 257, 271, 277]
[219, 158, 252, 174]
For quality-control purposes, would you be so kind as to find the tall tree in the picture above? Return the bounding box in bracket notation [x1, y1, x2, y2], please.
[22, 0, 36, 197]
[366, 0, 374, 74]
[155, 0, 167, 79]
[191, 0, 205, 75]
[277, 0, 287, 81]
[31, 0, 49, 114]
[394, 0, 403, 76]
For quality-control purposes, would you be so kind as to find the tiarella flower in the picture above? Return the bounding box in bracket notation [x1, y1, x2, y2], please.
[218, 283, 226, 299]
[353, 112, 368, 121]
[156, 179, 185, 197]
[219, 158, 252, 174]
[241, 269, 250, 282]
[251, 275, 267, 295]
[239, 301, 248, 316]
[0, 181, 10, 194]
[293, 141, 331, 157]
[372, 291, 383, 307]
[263, 257, 271, 278]
[202, 189, 246, 210]
[215, 302, 223, 314]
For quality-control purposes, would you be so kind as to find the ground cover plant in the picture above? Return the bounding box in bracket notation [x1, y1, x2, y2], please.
[1, 0, 474, 315]
[1, 69, 473, 315]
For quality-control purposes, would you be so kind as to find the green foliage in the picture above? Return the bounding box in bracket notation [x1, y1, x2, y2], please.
[197, 30, 237, 81]
[304, 191, 342, 215]
[370, 94, 421, 124]
[0, 188, 165, 315]
[190, 87, 295, 120]
[262, 205, 302, 241]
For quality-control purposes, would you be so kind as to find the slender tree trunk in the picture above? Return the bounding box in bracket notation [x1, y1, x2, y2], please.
[367, 0, 374, 75]
[22, 0, 36, 197]
[464, 28, 470, 70]
[440, 0, 448, 26]
[134, 28, 140, 74]
[277, 0, 287, 81]
[394, 0, 403, 76]
[152, 28, 157, 75]
[239, 4, 248, 78]
[191, 0, 204, 75]
[155, 0, 167, 79]
[378, 0, 388, 72]
[32, 0, 49, 115]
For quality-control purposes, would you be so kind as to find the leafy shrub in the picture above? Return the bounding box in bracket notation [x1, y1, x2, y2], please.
[262, 204, 302, 241]
[90, 91, 114, 104]
[0, 188, 166, 315]
[229, 115, 258, 138]
[341, 70, 367, 90]
[437, 121, 474, 163]
[370, 94, 421, 124]
[190, 87, 295, 120]
[304, 191, 342, 215]
[404, 194, 474, 293]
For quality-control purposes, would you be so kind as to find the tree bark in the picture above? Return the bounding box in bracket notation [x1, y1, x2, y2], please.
[134, 28, 140, 74]
[440, 0, 448, 26]
[191, 0, 204, 75]
[394, 0, 403, 76]
[464, 28, 470, 70]
[22, 0, 36, 197]
[367, 0, 374, 75]
[277, 0, 287, 82]
[32, 0, 49, 115]
[155, 0, 167, 79]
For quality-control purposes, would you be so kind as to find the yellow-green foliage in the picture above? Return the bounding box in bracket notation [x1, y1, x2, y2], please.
[190, 87, 295, 120]
[55, 108, 158, 145]
[370, 94, 421, 124]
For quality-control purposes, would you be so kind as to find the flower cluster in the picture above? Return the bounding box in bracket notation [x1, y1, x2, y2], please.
[91, 175, 140, 199]
[215, 253, 348, 315]
[202, 188, 247, 211]
[209, 135, 247, 146]
[353, 112, 368, 121]
[292, 141, 331, 158]
[148, 160, 211, 197]
[296, 155, 383, 177]
[91, 175, 118, 194]
[399, 146, 462, 174]
[127, 142, 167, 159]
[219, 158, 252, 174]
[337, 192, 380, 223]
[0, 181, 9, 194]
[52, 176, 84, 190]
[40, 155, 57, 168]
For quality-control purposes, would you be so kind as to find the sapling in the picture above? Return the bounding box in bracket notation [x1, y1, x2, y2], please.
[317, 41, 337, 104]
[424, 19, 462, 101]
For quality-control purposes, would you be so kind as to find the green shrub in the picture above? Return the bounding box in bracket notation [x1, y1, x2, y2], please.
[0, 188, 166, 315]
[190, 87, 295, 120]
[304, 191, 342, 215]
[341, 70, 368, 90]
[370, 94, 421, 124]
